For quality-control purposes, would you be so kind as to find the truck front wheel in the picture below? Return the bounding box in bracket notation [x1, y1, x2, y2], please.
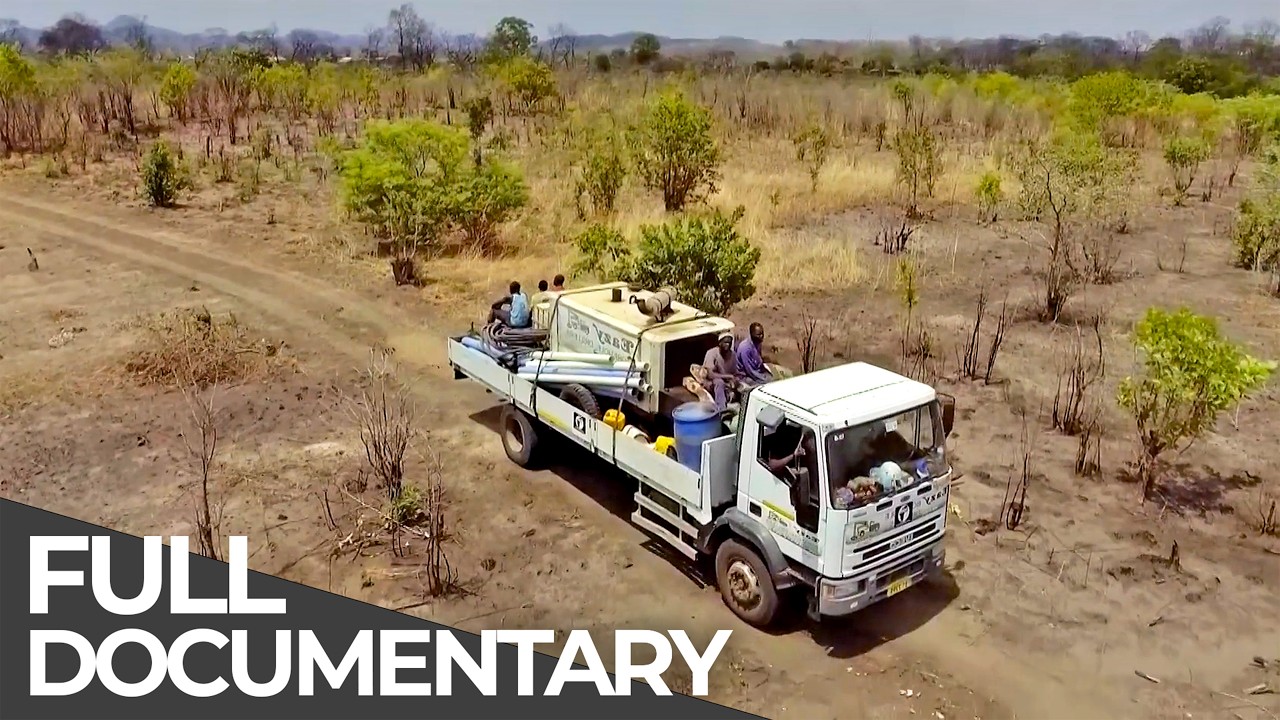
[500, 404, 540, 467]
[714, 539, 779, 628]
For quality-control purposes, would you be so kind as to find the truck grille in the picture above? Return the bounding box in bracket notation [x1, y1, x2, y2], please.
[844, 509, 944, 577]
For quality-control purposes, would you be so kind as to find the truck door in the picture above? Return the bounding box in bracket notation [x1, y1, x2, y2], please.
[746, 409, 823, 563]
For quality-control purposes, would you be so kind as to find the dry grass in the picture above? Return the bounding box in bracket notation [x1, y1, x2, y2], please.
[124, 309, 287, 388]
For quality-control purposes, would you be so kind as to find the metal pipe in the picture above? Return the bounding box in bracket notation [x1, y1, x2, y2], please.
[517, 373, 650, 391]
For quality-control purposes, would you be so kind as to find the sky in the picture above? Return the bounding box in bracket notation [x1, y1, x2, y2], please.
[2, 0, 1278, 43]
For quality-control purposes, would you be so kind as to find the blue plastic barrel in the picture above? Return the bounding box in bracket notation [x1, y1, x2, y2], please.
[672, 402, 722, 472]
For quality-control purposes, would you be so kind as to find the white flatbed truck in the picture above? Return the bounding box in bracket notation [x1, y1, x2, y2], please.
[449, 284, 955, 627]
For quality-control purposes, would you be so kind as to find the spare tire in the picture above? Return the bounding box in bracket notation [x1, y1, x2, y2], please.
[559, 383, 602, 419]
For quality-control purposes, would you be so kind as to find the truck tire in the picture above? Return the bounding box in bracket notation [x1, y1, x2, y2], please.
[500, 404, 539, 467]
[714, 539, 779, 628]
[559, 383, 601, 419]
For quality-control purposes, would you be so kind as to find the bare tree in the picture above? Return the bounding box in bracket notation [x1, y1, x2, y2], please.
[1120, 30, 1150, 65]
[289, 29, 319, 62]
[119, 15, 152, 56]
[181, 383, 223, 562]
[547, 23, 577, 67]
[446, 33, 483, 69]
[347, 349, 415, 503]
[364, 25, 385, 59]
[1052, 316, 1105, 436]
[1189, 16, 1230, 53]
[0, 19, 22, 49]
[39, 15, 106, 55]
[387, 4, 436, 69]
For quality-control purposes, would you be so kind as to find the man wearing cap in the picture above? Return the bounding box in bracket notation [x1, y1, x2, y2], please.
[701, 332, 741, 411]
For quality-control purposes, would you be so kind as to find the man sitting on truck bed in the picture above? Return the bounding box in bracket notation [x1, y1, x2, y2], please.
[736, 322, 773, 387]
[487, 281, 531, 329]
[701, 332, 743, 411]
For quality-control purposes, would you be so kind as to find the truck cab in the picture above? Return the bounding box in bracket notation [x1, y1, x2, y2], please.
[705, 363, 953, 625]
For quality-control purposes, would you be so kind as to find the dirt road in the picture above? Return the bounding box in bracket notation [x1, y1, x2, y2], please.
[0, 189, 1144, 719]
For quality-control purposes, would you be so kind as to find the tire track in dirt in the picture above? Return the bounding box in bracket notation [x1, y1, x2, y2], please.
[0, 192, 449, 374]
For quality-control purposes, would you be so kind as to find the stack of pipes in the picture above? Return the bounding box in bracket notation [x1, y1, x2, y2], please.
[517, 351, 652, 396]
[457, 338, 651, 397]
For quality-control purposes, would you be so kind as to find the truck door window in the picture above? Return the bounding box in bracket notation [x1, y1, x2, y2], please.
[757, 420, 821, 533]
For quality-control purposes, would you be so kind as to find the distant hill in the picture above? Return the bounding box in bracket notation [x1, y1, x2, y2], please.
[3, 16, 784, 58]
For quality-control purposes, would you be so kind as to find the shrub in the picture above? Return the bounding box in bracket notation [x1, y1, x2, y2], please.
[452, 158, 529, 250]
[494, 57, 556, 113]
[631, 34, 661, 65]
[140, 141, 190, 208]
[892, 121, 942, 217]
[338, 119, 528, 254]
[1231, 195, 1280, 271]
[593, 54, 611, 72]
[630, 90, 721, 212]
[1118, 308, 1275, 500]
[158, 61, 197, 123]
[975, 170, 1003, 223]
[1163, 135, 1211, 206]
[588, 207, 758, 315]
[574, 131, 627, 217]
[792, 124, 832, 192]
[570, 223, 629, 279]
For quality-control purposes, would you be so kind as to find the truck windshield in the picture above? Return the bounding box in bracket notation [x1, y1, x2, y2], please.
[825, 402, 947, 510]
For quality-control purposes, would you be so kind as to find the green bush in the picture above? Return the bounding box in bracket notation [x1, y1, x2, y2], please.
[792, 124, 832, 192]
[570, 223, 629, 279]
[892, 122, 942, 217]
[495, 57, 556, 113]
[630, 90, 721, 212]
[574, 130, 627, 217]
[618, 207, 759, 315]
[1162, 135, 1211, 205]
[1118, 308, 1275, 500]
[1231, 195, 1280, 271]
[338, 119, 528, 253]
[140, 141, 190, 208]
[975, 170, 1003, 222]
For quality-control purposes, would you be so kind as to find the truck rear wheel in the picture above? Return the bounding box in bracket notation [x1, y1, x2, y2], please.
[500, 404, 539, 467]
[714, 539, 779, 628]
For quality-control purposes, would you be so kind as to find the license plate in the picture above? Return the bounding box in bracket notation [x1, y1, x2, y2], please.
[886, 576, 912, 597]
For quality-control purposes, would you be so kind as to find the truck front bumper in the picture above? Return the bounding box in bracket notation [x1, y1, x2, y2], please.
[814, 542, 945, 618]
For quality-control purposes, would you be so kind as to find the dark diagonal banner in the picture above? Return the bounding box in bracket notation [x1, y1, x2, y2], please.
[0, 499, 760, 720]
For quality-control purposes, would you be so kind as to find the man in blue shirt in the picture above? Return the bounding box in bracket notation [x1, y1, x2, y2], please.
[488, 281, 531, 328]
[735, 322, 773, 387]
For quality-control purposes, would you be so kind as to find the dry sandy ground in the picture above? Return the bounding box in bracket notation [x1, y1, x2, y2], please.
[2, 182, 1278, 720]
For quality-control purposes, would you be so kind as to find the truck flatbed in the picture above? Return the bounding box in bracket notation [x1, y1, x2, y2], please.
[448, 335, 737, 555]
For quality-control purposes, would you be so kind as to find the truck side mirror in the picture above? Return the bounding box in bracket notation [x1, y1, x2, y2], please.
[939, 393, 956, 437]
[757, 405, 784, 430]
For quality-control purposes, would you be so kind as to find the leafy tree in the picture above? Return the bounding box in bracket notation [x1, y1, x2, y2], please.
[592, 53, 611, 72]
[570, 223, 629, 279]
[1220, 95, 1280, 185]
[1118, 308, 1275, 500]
[1067, 71, 1148, 136]
[631, 33, 661, 65]
[0, 42, 37, 154]
[1162, 135, 1211, 205]
[892, 120, 942, 217]
[462, 95, 494, 165]
[1165, 56, 1214, 94]
[486, 17, 535, 62]
[140, 141, 190, 208]
[159, 61, 197, 123]
[339, 119, 528, 254]
[574, 127, 627, 217]
[612, 207, 760, 315]
[793, 123, 832, 192]
[452, 158, 529, 250]
[630, 90, 721, 212]
[494, 56, 556, 113]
